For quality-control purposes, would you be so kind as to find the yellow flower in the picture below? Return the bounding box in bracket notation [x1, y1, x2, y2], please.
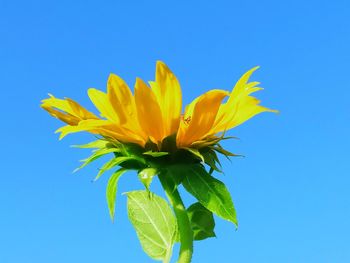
[41, 61, 276, 149]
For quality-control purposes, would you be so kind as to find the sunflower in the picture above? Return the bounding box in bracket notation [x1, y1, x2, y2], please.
[41, 61, 277, 263]
[41, 61, 276, 149]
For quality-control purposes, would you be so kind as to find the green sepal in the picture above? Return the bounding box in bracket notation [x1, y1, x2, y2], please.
[119, 142, 145, 157]
[160, 134, 177, 153]
[190, 137, 222, 148]
[113, 153, 147, 170]
[190, 134, 238, 148]
[126, 190, 177, 261]
[182, 147, 205, 162]
[106, 168, 128, 221]
[94, 156, 143, 181]
[211, 144, 243, 159]
[182, 164, 238, 227]
[144, 140, 160, 152]
[187, 202, 216, 241]
[71, 139, 109, 149]
[107, 142, 149, 170]
[138, 167, 158, 190]
[201, 149, 222, 173]
[143, 151, 169, 157]
[73, 147, 121, 173]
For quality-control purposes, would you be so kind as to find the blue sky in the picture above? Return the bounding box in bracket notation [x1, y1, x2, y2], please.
[1, 0, 349, 262]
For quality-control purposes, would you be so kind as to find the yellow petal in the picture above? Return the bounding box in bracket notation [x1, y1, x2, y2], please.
[56, 119, 146, 145]
[41, 95, 98, 125]
[134, 78, 164, 143]
[177, 89, 229, 147]
[229, 66, 260, 100]
[66, 98, 98, 119]
[107, 74, 135, 125]
[107, 74, 147, 141]
[87, 88, 119, 122]
[41, 94, 72, 113]
[226, 97, 278, 129]
[41, 104, 80, 125]
[150, 61, 182, 136]
[211, 67, 277, 134]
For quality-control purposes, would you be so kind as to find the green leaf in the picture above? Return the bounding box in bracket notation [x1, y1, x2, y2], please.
[182, 147, 205, 162]
[126, 191, 177, 261]
[73, 147, 121, 173]
[94, 156, 139, 181]
[106, 168, 128, 221]
[182, 165, 238, 227]
[143, 151, 169, 157]
[187, 202, 216, 240]
[138, 168, 158, 190]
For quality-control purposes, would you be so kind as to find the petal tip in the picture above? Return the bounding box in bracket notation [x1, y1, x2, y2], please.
[156, 60, 166, 67]
[251, 65, 260, 72]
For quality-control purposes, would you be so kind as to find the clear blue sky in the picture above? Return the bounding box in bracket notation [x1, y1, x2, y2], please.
[1, 0, 349, 262]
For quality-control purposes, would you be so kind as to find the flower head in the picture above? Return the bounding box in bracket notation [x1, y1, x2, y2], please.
[41, 61, 276, 150]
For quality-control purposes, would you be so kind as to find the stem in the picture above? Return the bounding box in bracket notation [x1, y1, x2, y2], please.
[163, 247, 173, 263]
[159, 175, 193, 263]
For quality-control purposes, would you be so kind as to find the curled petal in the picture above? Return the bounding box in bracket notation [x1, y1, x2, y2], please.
[41, 104, 80, 125]
[41, 94, 98, 125]
[210, 67, 278, 134]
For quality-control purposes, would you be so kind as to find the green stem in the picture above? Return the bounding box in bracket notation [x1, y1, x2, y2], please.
[159, 175, 193, 263]
[163, 247, 173, 263]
